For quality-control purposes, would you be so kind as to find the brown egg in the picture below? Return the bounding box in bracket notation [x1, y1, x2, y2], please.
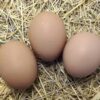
[28, 11, 66, 62]
[63, 32, 100, 78]
[0, 40, 37, 89]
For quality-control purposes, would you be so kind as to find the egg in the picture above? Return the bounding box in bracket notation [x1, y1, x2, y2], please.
[28, 11, 66, 62]
[63, 32, 100, 78]
[0, 40, 37, 89]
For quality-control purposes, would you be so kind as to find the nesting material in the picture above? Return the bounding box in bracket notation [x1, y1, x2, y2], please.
[0, 0, 100, 99]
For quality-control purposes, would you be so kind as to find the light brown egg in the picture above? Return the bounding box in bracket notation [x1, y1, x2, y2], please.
[63, 32, 100, 78]
[0, 40, 37, 89]
[28, 11, 66, 62]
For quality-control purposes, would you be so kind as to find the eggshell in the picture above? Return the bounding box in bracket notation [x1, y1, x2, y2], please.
[28, 11, 66, 62]
[0, 40, 37, 89]
[63, 32, 100, 78]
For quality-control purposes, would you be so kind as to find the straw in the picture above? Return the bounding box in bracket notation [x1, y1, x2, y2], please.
[0, 0, 100, 99]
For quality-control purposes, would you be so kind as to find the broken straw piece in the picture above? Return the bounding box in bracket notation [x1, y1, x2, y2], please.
[43, 0, 48, 3]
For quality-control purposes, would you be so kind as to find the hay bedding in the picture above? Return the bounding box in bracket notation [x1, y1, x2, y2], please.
[0, 0, 100, 100]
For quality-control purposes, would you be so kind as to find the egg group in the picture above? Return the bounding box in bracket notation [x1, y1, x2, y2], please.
[0, 11, 67, 89]
[0, 11, 100, 90]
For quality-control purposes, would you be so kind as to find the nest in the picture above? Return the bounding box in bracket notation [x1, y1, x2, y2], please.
[0, 0, 100, 100]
